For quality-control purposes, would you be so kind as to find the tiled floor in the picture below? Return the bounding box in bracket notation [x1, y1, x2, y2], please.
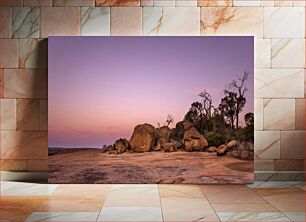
[0, 181, 305, 222]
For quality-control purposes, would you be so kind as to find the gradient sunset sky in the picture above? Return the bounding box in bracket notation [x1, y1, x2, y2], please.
[48, 37, 254, 148]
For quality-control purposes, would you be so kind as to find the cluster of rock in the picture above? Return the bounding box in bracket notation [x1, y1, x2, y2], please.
[101, 122, 253, 160]
[207, 140, 254, 160]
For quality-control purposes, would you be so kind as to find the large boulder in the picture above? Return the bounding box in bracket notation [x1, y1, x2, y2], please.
[114, 138, 130, 154]
[157, 126, 170, 142]
[156, 126, 171, 150]
[129, 123, 157, 152]
[207, 146, 217, 152]
[183, 127, 208, 152]
[216, 144, 228, 156]
[227, 140, 239, 150]
[169, 121, 193, 143]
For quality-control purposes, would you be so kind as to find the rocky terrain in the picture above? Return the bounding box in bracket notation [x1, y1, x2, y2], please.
[48, 148, 253, 184]
[49, 121, 254, 184]
[101, 121, 254, 160]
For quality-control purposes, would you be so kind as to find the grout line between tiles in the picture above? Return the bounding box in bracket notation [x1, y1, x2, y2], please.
[157, 184, 165, 222]
[198, 185, 222, 222]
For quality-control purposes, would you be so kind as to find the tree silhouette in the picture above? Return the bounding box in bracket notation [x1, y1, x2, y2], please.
[184, 101, 203, 123]
[225, 71, 248, 129]
[165, 114, 174, 127]
[244, 112, 254, 127]
[199, 90, 214, 118]
[218, 91, 237, 129]
[158, 114, 174, 128]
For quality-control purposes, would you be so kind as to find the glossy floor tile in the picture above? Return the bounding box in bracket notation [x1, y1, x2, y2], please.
[1, 181, 58, 196]
[0, 181, 304, 222]
[283, 212, 305, 221]
[248, 181, 304, 189]
[217, 212, 291, 221]
[159, 184, 204, 198]
[254, 188, 305, 212]
[51, 184, 111, 198]
[37, 196, 104, 212]
[200, 185, 266, 204]
[0, 196, 47, 221]
[211, 203, 278, 212]
[103, 184, 160, 207]
[98, 207, 163, 221]
[161, 197, 219, 221]
[25, 212, 99, 221]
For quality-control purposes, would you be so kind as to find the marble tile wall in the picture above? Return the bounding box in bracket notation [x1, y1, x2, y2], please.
[0, 0, 304, 180]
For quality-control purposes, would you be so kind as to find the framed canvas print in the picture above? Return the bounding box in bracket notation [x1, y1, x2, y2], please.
[48, 36, 254, 184]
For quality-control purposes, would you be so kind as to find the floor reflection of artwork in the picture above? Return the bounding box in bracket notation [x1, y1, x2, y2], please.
[48, 37, 254, 184]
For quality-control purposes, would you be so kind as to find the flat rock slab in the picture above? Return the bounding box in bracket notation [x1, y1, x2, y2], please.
[48, 149, 253, 184]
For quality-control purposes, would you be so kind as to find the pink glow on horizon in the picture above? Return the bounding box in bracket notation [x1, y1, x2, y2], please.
[49, 37, 254, 148]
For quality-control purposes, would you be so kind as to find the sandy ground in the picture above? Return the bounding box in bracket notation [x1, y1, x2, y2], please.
[48, 149, 254, 184]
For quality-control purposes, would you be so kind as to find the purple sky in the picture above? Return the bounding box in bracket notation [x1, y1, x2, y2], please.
[49, 37, 254, 148]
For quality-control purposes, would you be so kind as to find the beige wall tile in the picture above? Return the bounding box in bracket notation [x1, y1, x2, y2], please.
[263, 99, 295, 130]
[176, 0, 197, 6]
[154, 0, 175, 6]
[0, 69, 3, 98]
[255, 39, 271, 68]
[1, 131, 48, 159]
[275, 160, 304, 171]
[0, 0, 22, 6]
[295, 99, 305, 130]
[254, 160, 274, 171]
[81, 7, 110, 36]
[111, 7, 142, 36]
[255, 69, 304, 98]
[0, 99, 16, 131]
[261, 0, 274, 6]
[40, 99, 48, 130]
[0, 7, 11, 38]
[274, 0, 293, 6]
[96, 0, 140, 6]
[255, 131, 280, 160]
[24, 0, 52, 6]
[143, 7, 200, 36]
[27, 160, 48, 171]
[272, 39, 305, 68]
[3, 69, 48, 99]
[0, 159, 27, 171]
[264, 7, 305, 38]
[41, 7, 80, 38]
[19, 39, 48, 68]
[17, 99, 40, 130]
[305, 70, 306, 98]
[200, 7, 263, 38]
[53, 0, 95, 6]
[293, 0, 305, 6]
[141, 0, 153, 6]
[0, 39, 18, 68]
[12, 7, 39, 38]
[233, 0, 260, 6]
[198, 0, 232, 6]
[280, 131, 305, 159]
[255, 99, 263, 130]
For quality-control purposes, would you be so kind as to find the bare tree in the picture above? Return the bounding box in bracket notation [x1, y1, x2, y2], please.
[165, 114, 174, 127]
[225, 71, 249, 129]
[199, 90, 214, 118]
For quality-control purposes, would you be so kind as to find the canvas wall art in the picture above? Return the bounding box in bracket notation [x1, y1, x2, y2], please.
[48, 37, 254, 184]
